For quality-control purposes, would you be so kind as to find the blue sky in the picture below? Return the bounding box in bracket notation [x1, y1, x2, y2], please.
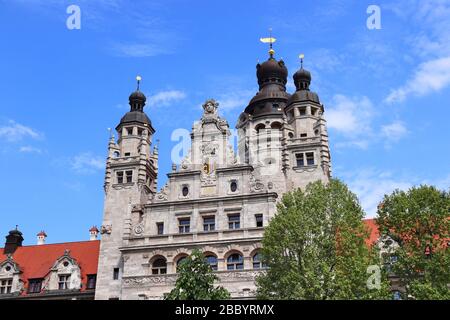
[1, 0, 449, 245]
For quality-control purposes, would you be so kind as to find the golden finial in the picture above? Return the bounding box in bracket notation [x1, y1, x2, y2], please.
[136, 75, 142, 91]
[260, 28, 277, 58]
[299, 53, 305, 68]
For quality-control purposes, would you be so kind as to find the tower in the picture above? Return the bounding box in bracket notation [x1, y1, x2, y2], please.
[236, 35, 290, 196]
[95, 77, 158, 300]
[283, 55, 331, 188]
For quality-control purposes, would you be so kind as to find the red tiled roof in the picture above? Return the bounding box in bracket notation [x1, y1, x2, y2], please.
[0, 240, 100, 294]
[363, 218, 380, 245]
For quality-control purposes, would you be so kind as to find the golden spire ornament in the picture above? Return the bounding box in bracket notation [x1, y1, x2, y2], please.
[260, 28, 277, 58]
[136, 75, 142, 91]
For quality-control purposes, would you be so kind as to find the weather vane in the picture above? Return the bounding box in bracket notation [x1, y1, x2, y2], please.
[299, 53, 305, 68]
[136, 75, 142, 91]
[260, 28, 277, 57]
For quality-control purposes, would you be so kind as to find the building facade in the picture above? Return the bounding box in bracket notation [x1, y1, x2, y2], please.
[95, 47, 333, 300]
[0, 228, 100, 300]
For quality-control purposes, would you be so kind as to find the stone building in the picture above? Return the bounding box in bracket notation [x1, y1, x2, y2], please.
[95, 46, 333, 300]
[0, 227, 100, 300]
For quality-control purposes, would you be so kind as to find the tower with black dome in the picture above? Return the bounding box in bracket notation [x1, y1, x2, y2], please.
[96, 77, 159, 300]
[237, 42, 291, 195]
[284, 56, 331, 188]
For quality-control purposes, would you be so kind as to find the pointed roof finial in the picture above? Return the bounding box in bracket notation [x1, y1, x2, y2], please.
[136, 75, 142, 91]
[260, 28, 277, 58]
[299, 53, 305, 69]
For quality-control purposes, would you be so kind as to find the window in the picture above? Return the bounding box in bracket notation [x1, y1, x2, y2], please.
[203, 216, 215, 232]
[299, 108, 306, 116]
[138, 128, 143, 136]
[124, 152, 131, 156]
[255, 214, 263, 228]
[152, 258, 167, 275]
[0, 279, 12, 294]
[28, 279, 42, 293]
[205, 255, 218, 271]
[306, 152, 315, 165]
[230, 181, 238, 192]
[228, 214, 240, 230]
[178, 218, 190, 233]
[113, 268, 120, 280]
[58, 275, 70, 290]
[296, 153, 304, 167]
[252, 253, 267, 269]
[86, 275, 96, 290]
[300, 133, 307, 138]
[125, 170, 133, 183]
[113, 151, 120, 158]
[182, 185, 189, 197]
[126, 127, 133, 135]
[227, 254, 244, 270]
[288, 132, 294, 139]
[116, 171, 124, 184]
[176, 257, 188, 272]
[157, 222, 164, 235]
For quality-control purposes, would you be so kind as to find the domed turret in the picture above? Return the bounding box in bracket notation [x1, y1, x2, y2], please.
[117, 76, 152, 129]
[288, 58, 320, 105]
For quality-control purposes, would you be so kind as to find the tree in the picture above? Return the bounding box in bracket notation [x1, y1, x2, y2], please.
[165, 249, 230, 300]
[256, 179, 391, 300]
[377, 185, 450, 300]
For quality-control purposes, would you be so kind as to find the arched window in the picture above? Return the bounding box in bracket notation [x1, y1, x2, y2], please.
[252, 252, 267, 269]
[227, 253, 243, 270]
[176, 256, 188, 272]
[205, 255, 218, 271]
[151, 257, 167, 275]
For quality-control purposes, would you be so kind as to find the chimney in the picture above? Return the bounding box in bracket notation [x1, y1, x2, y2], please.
[4, 226, 24, 254]
[37, 231, 47, 245]
[89, 226, 99, 240]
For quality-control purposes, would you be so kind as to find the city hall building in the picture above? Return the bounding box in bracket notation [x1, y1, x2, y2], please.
[95, 47, 333, 300]
[0, 46, 382, 300]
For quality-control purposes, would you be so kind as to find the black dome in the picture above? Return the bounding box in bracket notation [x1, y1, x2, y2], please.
[293, 68, 311, 88]
[129, 90, 146, 104]
[119, 111, 152, 126]
[256, 58, 288, 88]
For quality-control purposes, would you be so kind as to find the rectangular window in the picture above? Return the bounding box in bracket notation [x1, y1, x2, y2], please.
[203, 216, 215, 232]
[138, 128, 143, 136]
[124, 152, 131, 156]
[306, 152, 315, 165]
[58, 275, 70, 290]
[125, 170, 133, 183]
[116, 171, 124, 184]
[228, 214, 240, 230]
[300, 133, 307, 138]
[178, 218, 190, 233]
[296, 153, 304, 167]
[0, 279, 12, 294]
[126, 127, 133, 135]
[255, 214, 263, 228]
[86, 275, 96, 290]
[157, 222, 164, 235]
[28, 279, 42, 293]
[113, 268, 120, 280]
[299, 108, 306, 116]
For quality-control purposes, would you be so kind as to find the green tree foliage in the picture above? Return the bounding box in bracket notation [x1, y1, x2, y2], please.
[377, 185, 450, 300]
[165, 249, 230, 300]
[256, 179, 391, 299]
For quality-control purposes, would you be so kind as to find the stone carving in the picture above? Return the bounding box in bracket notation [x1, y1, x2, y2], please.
[123, 275, 177, 287]
[155, 183, 169, 201]
[100, 224, 112, 235]
[250, 175, 265, 193]
[202, 99, 219, 115]
[134, 224, 144, 235]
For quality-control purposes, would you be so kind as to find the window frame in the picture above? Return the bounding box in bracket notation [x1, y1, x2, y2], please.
[27, 279, 43, 294]
[255, 214, 263, 228]
[228, 214, 240, 230]
[178, 218, 191, 234]
[227, 254, 244, 270]
[58, 274, 70, 290]
[0, 278, 13, 294]
[203, 216, 215, 232]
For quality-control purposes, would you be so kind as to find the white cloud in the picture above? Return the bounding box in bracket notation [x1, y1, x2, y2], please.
[325, 94, 374, 135]
[340, 169, 414, 218]
[216, 90, 254, 112]
[111, 43, 173, 58]
[381, 121, 408, 142]
[147, 90, 186, 107]
[19, 146, 42, 154]
[385, 56, 450, 103]
[0, 120, 42, 142]
[70, 153, 104, 174]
